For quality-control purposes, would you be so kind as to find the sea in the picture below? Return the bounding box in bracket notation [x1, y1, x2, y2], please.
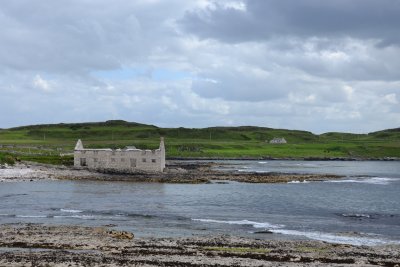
[1, 160, 399, 246]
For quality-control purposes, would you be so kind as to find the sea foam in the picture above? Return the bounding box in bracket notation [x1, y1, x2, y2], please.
[16, 215, 47, 218]
[269, 229, 400, 246]
[192, 218, 284, 229]
[54, 215, 97, 220]
[60, 209, 83, 213]
[287, 180, 310, 184]
[326, 177, 397, 185]
[192, 218, 400, 246]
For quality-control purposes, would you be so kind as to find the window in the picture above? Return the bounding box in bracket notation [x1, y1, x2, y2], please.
[93, 158, 98, 163]
[151, 159, 156, 163]
[111, 158, 116, 162]
[80, 158, 87, 166]
[130, 158, 137, 167]
[142, 158, 146, 163]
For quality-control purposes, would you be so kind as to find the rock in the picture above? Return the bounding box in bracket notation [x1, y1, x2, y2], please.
[107, 230, 134, 240]
[254, 230, 274, 234]
[0, 224, 399, 266]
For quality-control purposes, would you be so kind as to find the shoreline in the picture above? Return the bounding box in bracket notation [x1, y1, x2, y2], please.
[0, 160, 345, 183]
[167, 156, 400, 161]
[0, 224, 399, 266]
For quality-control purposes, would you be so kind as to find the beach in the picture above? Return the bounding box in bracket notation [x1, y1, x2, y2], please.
[1, 224, 399, 266]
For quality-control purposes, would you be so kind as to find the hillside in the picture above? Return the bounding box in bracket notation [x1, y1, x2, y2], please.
[0, 120, 399, 165]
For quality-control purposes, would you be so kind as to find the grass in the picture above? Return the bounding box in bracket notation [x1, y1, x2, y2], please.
[0, 120, 399, 165]
[0, 152, 16, 165]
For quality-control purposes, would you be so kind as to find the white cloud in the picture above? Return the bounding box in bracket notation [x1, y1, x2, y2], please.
[384, 93, 398, 104]
[33, 75, 52, 92]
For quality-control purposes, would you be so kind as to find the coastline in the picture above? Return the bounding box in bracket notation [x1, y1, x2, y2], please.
[167, 156, 400, 161]
[0, 161, 344, 183]
[0, 224, 399, 266]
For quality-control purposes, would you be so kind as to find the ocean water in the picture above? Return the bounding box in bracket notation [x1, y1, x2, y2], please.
[1, 160, 399, 246]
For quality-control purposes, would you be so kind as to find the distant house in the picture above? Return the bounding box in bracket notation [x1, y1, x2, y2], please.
[269, 137, 287, 144]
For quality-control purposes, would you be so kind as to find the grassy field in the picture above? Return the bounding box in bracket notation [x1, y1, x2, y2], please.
[0, 120, 399, 165]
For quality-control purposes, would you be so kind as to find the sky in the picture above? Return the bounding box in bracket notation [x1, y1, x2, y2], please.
[0, 0, 399, 133]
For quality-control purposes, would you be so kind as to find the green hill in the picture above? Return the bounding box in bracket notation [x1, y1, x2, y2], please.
[0, 120, 399, 165]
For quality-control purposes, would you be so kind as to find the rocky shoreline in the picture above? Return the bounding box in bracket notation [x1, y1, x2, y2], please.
[169, 156, 400, 161]
[0, 161, 344, 183]
[0, 224, 399, 266]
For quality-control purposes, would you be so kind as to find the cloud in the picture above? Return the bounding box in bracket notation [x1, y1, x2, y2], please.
[180, 0, 400, 46]
[33, 75, 52, 92]
[384, 93, 398, 104]
[0, 0, 399, 134]
[0, 0, 196, 73]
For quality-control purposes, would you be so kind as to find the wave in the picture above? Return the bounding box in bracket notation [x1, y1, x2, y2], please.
[16, 215, 47, 218]
[341, 213, 371, 219]
[326, 177, 397, 185]
[60, 209, 83, 213]
[88, 210, 157, 219]
[54, 208, 158, 219]
[53, 215, 97, 220]
[192, 218, 400, 246]
[258, 162, 268, 164]
[287, 180, 310, 184]
[269, 229, 400, 246]
[55, 209, 165, 221]
[192, 218, 284, 229]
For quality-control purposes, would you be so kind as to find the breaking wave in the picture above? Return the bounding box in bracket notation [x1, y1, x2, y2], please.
[53, 215, 98, 220]
[192, 218, 400, 246]
[192, 218, 284, 229]
[60, 209, 83, 213]
[269, 229, 400, 246]
[326, 177, 398, 185]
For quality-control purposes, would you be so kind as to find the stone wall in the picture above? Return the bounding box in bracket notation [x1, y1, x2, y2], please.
[74, 138, 165, 172]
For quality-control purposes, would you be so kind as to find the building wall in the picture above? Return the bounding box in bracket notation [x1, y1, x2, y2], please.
[74, 138, 165, 172]
[269, 138, 287, 144]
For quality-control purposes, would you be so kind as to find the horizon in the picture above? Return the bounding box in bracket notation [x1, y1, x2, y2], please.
[1, 119, 397, 135]
[1, 1, 399, 133]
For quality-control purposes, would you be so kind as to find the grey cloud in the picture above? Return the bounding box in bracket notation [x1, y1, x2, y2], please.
[180, 0, 400, 46]
[0, 0, 190, 73]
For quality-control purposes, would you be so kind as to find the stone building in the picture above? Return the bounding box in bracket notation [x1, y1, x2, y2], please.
[74, 137, 165, 172]
[269, 137, 287, 144]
